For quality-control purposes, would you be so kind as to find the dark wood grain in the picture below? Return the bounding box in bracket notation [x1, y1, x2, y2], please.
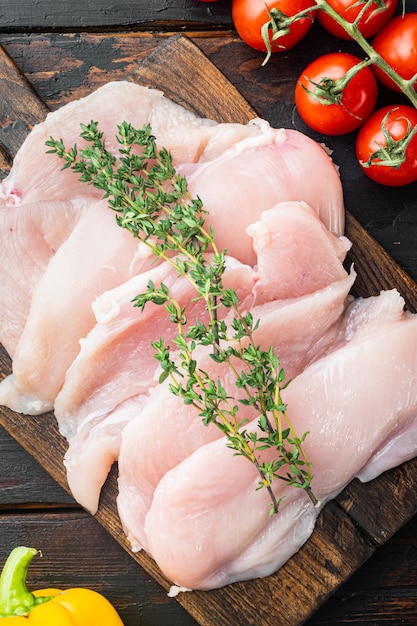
[132, 34, 257, 124]
[0, 43, 49, 163]
[2, 30, 417, 626]
[0, 510, 198, 626]
[0, 425, 74, 506]
[0, 0, 233, 32]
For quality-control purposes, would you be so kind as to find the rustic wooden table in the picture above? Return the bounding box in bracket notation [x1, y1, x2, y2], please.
[2, 1, 417, 624]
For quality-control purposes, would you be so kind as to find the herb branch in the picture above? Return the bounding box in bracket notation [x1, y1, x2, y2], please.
[45, 121, 316, 514]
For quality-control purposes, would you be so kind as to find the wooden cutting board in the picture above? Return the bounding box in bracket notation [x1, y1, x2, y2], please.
[2, 34, 417, 626]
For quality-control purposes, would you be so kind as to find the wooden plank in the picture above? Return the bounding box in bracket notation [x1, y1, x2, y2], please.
[345, 211, 417, 309]
[1, 33, 417, 626]
[0, 0, 233, 32]
[310, 512, 417, 624]
[0, 43, 49, 162]
[0, 512, 198, 626]
[132, 34, 257, 123]
[336, 460, 417, 546]
[2, 507, 417, 626]
[0, 425, 74, 506]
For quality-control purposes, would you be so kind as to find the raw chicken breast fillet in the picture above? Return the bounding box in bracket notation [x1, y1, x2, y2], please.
[0, 197, 87, 357]
[248, 201, 351, 302]
[183, 122, 345, 265]
[0, 82, 210, 206]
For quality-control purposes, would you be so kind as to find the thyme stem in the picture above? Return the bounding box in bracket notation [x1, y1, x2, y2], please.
[45, 121, 315, 514]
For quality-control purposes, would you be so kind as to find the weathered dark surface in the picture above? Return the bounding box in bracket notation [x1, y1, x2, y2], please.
[0, 0, 234, 32]
[2, 3, 417, 625]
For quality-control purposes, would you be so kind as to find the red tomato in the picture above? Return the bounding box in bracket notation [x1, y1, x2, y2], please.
[356, 105, 417, 186]
[232, 0, 315, 56]
[317, 0, 398, 40]
[372, 13, 417, 92]
[295, 52, 378, 135]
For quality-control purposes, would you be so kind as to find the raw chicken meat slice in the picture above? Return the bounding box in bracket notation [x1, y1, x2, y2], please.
[116, 269, 356, 551]
[248, 201, 351, 302]
[182, 121, 345, 266]
[64, 394, 148, 513]
[149, 102, 264, 164]
[0, 82, 205, 206]
[250, 269, 356, 380]
[143, 289, 417, 591]
[148, 434, 316, 592]
[0, 197, 87, 357]
[0, 200, 153, 415]
[0, 81, 263, 207]
[53, 261, 176, 439]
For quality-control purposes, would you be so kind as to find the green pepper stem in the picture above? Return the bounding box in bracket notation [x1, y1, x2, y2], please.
[0, 547, 51, 617]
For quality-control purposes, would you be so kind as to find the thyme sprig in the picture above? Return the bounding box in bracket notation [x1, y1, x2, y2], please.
[45, 121, 316, 514]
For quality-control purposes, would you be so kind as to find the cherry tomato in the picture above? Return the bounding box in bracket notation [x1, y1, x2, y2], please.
[372, 13, 417, 92]
[232, 0, 315, 58]
[295, 52, 378, 135]
[356, 105, 417, 186]
[317, 0, 398, 40]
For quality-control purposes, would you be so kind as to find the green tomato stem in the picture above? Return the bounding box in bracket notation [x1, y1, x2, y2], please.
[314, 0, 417, 109]
[303, 57, 374, 107]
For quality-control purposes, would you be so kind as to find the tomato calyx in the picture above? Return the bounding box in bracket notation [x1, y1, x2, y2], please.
[298, 58, 372, 116]
[360, 109, 417, 171]
[261, 6, 315, 65]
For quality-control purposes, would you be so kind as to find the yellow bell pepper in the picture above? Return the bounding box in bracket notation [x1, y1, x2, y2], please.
[0, 547, 124, 625]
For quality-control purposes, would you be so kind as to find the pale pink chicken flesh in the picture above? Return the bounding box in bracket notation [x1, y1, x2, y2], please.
[248, 200, 351, 302]
[183, 124, 345, 266]
[0, 197, 87, 357]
